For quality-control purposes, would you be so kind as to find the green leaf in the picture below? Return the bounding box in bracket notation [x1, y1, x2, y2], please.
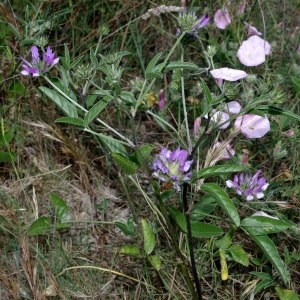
[97, 134, 127, 156]
[148, 255, 161, 271]
[228, 244, 249, 267]
[249, 271, 273, 280]
[145, 52, 163, 79]
[201, 183, 240, 227]
[83, 96, 112, 127]
[0, 151, 16, 162]
[114, 219, 136, 236]
[257, 105, 300, 122]
[112, 153, 139, 175]
[132, 144, 154, 167]
[275, 287, 299, 300]
[55, 117, 84, 127]
[199, 78, 213, 117]
[165, 61, 199, 71]
[141, 219, 156, 255]
[215, 227, 235, 249]
[253, 279, 275, 295]
[90, 48, 98, 68]
[28, 216, 51, 236]
[119, 91, 136, 104]
[49, 193, 69, 224]
[86, 95, 97, 108]
[169, 207, 223, 238]
[192, 165, 245, 181]
[241, 216, 291, 235]
[244, 230, 290, 284]
[63, 43, 70, 67]
[39, 86, 78, 118]
[191, 195, 217, 220]
[119, 245, 140, 258]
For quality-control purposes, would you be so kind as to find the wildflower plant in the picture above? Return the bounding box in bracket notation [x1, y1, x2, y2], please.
[7, 1, 299, 299]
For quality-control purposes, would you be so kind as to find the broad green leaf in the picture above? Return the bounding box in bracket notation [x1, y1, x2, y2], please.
[275, 287, 299, 300]
[191, 195, 216, 220]
[199, 78, 212, 117]
[50, 193, 69, 223]
[257, 105, 300, 122]
[241, 216, 291, 235]
[215, 227, 235, 249]
[253, 279, 275, 295]
[97, 134, 127, 156]
[55, 117, 84, 127]
[0, 151, 16, 162]
[165, 61, 199, 71]
[28, 216, 51, 235]
[119, 91, 136, 104]
[244, 230, 290, 284]
[83, 96, 112, 127]
[228, 244, 249, 267]
[145, 52, 162, 79]
[119, 245, 140, 258]
[169, 207, 223, 238]
[249, 271, 273, 280]
[86, 95, 97, 108]
[132, 144, 154, 167]
[39, 86, 78, 118]
[201, 183, 240, 227]
[148, 255, 161, 271]
[141, 219, 156, 255]
[63, 43, 70, 67]
[112, 153, 139, 175]
[192, 165, 245, 181]
[114, 219, 136, 237]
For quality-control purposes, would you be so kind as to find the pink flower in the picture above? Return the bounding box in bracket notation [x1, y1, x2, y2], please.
[211, 110, 230, 129]
[238, 0, 247, 15]
[234, 114, 270, 138]
[245, 22, 262, 36]
[214, 8, 231, 30]
[237, 35, 271, 67]
[223, 101, 242, 114]
[213, 142, 235, 160]
[158, 89, 166, 110]
[193, 117, 201, 137]
[210, 67, 248, 82]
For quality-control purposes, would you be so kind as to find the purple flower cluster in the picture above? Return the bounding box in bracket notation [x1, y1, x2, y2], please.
[21, 46, 59, 77]
[152, 147, 193, 191]
[226, 170, 269, 201]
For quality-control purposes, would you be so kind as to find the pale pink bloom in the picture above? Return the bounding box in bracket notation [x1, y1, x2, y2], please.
[214, 8, 231, 30]
[242, 149, 249, 165]
[252, 211, 279, 220]
[283, 129, 294, 137]
[213, 142, 235, 160]
[238, 0, 247, 15]
[237, 35, 271, 66]
[211, 110, 230, 129]
[235, 114, 270, 138]
[193, 117, 201, 137]
[245, 22, 262, 36]
[158, 89, 166, 110]
[210, 67, 248, 82]
[223, 101, 242, 114]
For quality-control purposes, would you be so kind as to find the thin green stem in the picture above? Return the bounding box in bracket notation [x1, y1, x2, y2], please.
[180, 46, 192, 151]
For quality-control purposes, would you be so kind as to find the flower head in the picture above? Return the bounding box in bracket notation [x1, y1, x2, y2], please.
[210, 68, 248, 87]
[214, 8, 231, 30]
[235, 114, 270, 138]
[21, 45, 59, 77]
[223, 101, 242, 114]
[237, 35, 271, 66]
[158, 89, 166, 110]
[211, 110, 230, 129]
[177, 12, 209, 38]
[152, 147, 193, 191]
[226, 170, 269, 201]
[245, 22, 262, 36]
